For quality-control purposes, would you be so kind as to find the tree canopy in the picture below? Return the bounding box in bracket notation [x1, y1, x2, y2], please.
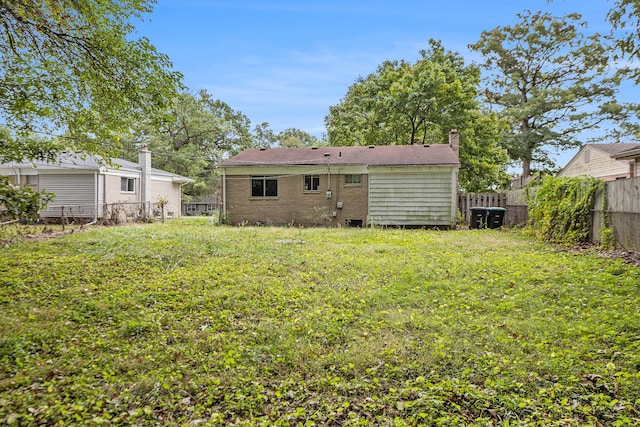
[123, 90, 253, 197]
[325, 40, 509, 191]
[0, 0, 182, 160]
[123, 90, 323, 197]
[0, 0, 181, 217]
[470, 10, 621, 177]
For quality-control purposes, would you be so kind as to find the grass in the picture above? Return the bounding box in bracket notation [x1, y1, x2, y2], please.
[1, 219, 639, 425]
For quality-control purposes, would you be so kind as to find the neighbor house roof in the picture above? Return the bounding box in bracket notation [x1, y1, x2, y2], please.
[220, 144, 459, 167]
[1, 152, 192, 183]
[588, 143, 640, 156]
[611, 145, 640, 159]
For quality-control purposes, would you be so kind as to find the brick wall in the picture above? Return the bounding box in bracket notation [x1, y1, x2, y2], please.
[225, 173, 368, 227]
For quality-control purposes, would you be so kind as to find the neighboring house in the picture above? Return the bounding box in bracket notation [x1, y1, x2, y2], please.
[219, 130, 460, 227]
[183, 195, 220, 216]
[0, 145, 192, 222]
[610, 145, 640, 178]
[558, 143, 640, 181]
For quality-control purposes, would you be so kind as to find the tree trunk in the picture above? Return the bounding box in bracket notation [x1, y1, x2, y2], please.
[522, 158, 531, 178]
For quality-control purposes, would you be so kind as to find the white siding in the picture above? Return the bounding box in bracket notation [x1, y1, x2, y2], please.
[559, 147, 633, 181]
[368, 167, 456, 226]
[39, 174, 96, 218]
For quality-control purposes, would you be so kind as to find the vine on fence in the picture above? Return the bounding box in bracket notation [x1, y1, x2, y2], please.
[527, 176, 606, 245]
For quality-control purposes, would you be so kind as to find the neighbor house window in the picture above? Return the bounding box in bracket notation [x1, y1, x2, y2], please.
[186, 204, 197, 213]
[121, 177, 135, 192]
[251, 176, 278, 197]
[345, 174, 362, 185]
[304, 174, 320, 192]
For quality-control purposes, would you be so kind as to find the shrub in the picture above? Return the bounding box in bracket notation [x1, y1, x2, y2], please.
[527, 175, 604, 245]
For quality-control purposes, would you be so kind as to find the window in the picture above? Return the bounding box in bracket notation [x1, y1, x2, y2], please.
[121, 177, 135, 192]
[304, 174, 320, 191]
[345, 174, 362, 185]
[251, 176, 278, 197]
[584, 149, 590, 163]
[186, 204, 197, 213]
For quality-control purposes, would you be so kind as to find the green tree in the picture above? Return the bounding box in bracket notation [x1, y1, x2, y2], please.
[252, 122, 278, 148]
[0, 0, 181, 218]
[470, 10, 620, 177]
[0, 0, 181, 158]
[606, 0, 640, 138]
[276, 128, 323, 148]
[132, 90, 253, 197]
[325, 39, 508, 191]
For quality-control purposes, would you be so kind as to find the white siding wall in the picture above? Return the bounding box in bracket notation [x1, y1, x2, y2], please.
[559, 147, 633, 181]
[151, 179, 183, 218]
[368, 166, 457, 226]
[39, 174, 96, 218]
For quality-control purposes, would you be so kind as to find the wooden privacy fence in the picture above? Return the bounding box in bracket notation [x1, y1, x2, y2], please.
[593, 177, 640, 252]
[458, 193, 505, 223]
[458, 192, 528, 226]
[460, 177, 640, 251]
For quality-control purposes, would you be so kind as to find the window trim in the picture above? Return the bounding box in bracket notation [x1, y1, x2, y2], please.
[251, 176, 278, 198]
[303, 174, 321, 192]
[121, 177, 136, 193]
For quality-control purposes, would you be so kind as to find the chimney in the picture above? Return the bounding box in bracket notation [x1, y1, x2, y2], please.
[139, 144, 152, 216]
[449, 129, 459, 156]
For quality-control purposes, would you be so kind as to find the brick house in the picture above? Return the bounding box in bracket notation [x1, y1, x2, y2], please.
[219, 131, 460, 227]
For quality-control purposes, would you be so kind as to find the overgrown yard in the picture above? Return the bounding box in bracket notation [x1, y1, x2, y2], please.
[1, 220, 639, 426]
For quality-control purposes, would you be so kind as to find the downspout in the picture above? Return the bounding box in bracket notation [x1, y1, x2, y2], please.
[12, 167, 20, 185]
[221, 168, 227, 224]
[94, 171, 98, 223]
[138, 144, 152, 217]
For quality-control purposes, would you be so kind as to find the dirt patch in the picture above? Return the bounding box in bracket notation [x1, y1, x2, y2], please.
[569, 243, 640, 267]
[595, 249, 640, 266]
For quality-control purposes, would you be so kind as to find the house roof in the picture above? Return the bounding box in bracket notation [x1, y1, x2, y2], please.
[586, 143, 640, 156]
[0, 152, 193, 183]
[220, 144, 459, 167]
[611, 145, 640, 159]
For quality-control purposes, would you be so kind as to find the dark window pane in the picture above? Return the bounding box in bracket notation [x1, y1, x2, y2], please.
[252, 177, 264, 197]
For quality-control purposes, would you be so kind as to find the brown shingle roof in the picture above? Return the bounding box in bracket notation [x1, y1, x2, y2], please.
[220, 144, 459, 167]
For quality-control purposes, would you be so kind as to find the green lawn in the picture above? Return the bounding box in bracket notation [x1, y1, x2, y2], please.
[1, 220, 639, 425]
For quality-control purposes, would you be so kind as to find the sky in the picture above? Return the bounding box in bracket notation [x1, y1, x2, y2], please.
[135, 0, 616, 169]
